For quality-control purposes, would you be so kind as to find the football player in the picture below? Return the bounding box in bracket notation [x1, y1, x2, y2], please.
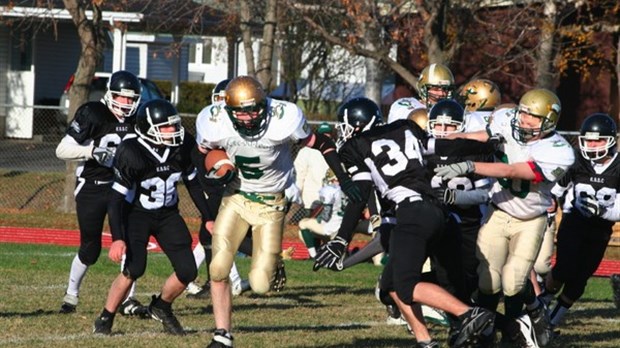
[186, 78, 251, 299]
[435, 88, 575, 346]
[544, 113, 620, 331]
[92, 99, 212, 335]
[314, 97, 505, 347]
[387, 63, 455, 124]
[195, 75, 362, 348]
[458, 78, 502, 132]
[55, 70, 147, 315]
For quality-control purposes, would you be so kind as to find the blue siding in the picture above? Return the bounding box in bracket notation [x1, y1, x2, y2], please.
[147, 44, 189, 81]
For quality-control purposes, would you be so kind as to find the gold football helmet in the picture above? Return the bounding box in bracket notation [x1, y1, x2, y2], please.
[459, 79, 501, 112]
[224, 76, 268, 137]
[511, 88, 561, 143]
[407, 108, 429, 130]
[415, 63, 455, 107]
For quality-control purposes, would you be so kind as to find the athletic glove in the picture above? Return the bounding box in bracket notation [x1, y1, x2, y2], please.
[313, 236, 347, 272]
[575, 195, 600, 218]
[434, 187, 456, 205]
[340, 178, 363, 203]
[433, 160, 475, 180]
[92, 146, 116, 168]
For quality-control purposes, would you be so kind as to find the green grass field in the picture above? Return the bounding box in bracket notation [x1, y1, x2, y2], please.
[0, 243, 618, 348]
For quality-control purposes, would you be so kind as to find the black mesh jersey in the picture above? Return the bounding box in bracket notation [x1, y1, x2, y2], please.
[113, 133, 197, 212]
[558, 152, 620, 224]
[65, 101, 136, 182]
[339, 119, 434, 204]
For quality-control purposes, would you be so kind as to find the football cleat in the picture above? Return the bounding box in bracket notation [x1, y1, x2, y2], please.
[271, 259, 287, 292]
[513, 314, 540, 348]
[452, 307, 495, 348]
[231, 279, 251, 297]
[93, 314, 113, 335]
[187, 280, 211, 299]
[59, 293, 78, 314]
[208, 328, 234, 348]
[416, 340, 439, 348]
[385, 304, 407, 326]
[527, 303, 552, 346]
[611, 274, 620, 310]
[119, 297, 150, 319]
[147, 296, 185, 335]
[421, 304, 450, 327]
[185, 281, 203, 295]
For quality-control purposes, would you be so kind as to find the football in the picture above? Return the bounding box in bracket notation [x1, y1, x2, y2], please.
[204, 149, 235, 178]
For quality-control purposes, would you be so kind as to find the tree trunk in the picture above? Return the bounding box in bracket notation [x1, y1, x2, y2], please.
[256, 0, 277, 89]
[536, 0, 557, 89]
[60, 0, 105, 213]
[239, 0, 256, 77]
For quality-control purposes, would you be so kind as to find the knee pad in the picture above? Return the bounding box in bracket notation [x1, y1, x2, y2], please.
[249, 268, 271, 294]
[78, 248, 100, 266]
[209, 252, 235, 282]
[122, 266, 141, 281]
[175, 264, 198, 285]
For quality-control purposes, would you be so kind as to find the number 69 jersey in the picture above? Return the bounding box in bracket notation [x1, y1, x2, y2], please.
[195, 98, 311, 194]
[487, 108, 575, 219]
[552, 153, 620, 222]
[338, 120, 434, 205]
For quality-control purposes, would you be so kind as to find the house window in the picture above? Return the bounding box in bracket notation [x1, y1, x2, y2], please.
[10, 31, 32, 71]
[190, 39, 212, 65]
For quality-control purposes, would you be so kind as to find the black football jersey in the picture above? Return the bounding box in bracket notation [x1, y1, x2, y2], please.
[339, 120, 434, 204]
[113, 133, 197, 212]
[558, 152, 620, 219]
[65, 101, 136, 181]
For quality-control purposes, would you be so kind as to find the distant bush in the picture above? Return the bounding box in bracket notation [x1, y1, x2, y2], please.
[153, 81, 215, 114]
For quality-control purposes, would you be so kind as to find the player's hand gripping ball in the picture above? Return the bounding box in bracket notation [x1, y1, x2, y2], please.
[204, 149, 236, 184]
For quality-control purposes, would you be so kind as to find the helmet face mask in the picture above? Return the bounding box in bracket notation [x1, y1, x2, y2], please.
[336, 97, 383, 149]
[212, 79, 231, 104]
[578, 113, 617, 161]
[427, 100, 465, 138]
[135, 100, 184, 147]
[104, 70, 141, 121]
[459, 79, 501, 112]
[511, 89, 561, 144]
[416, 63, 455, 108]
[224, 76, 268, 138]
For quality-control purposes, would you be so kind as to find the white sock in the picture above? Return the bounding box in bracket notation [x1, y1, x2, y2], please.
[229, 262, 241, 284]
[66, 255, 88, 297]
[308, 247, 317, 258]
[126, 281, 137, 299]
[193, 244, 206, 269]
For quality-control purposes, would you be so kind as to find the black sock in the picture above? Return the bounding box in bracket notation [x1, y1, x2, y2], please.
[153, 295, 172, 311]
[101, 308, 115, 319]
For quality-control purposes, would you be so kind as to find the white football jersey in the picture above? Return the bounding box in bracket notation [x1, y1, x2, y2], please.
[464, 110, 491, 132]
[387, 97, 425, 124]
[196, 98, 311, 193]
[318, 184, 347, 234]
[487, 108, 575, 219]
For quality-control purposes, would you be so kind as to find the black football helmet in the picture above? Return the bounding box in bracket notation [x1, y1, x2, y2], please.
[336, 97, 383, 148]
[578, 113, 617, 160]
[212, 79, 231, 104]
[104, 70, 141, 120]
[135, 99, 184, 147]
[427, 99, 465, 138]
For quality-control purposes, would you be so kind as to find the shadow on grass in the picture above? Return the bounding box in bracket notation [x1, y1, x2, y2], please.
[0, 309, 57, 318]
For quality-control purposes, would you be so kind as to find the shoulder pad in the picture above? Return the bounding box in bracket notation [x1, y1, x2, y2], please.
[263, 99, 307, 141]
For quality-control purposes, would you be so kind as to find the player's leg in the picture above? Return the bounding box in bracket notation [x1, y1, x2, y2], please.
[61, 183, 108, 313]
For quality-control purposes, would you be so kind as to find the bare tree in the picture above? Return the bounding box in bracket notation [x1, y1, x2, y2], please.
[60, 0, 107, 213]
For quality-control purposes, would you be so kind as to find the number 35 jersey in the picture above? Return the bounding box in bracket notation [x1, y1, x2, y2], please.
[487, 108, 575, 219]
[338, 120, 434, 205]
[195, 98, 311, 194]
[552, 153, 620, 222]
[112, 134, 197, 212]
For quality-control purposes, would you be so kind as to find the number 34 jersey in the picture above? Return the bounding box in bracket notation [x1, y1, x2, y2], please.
[195, 98, 311, 194]
[338, 120, 434, 205]
[487, 108, 575, 219]
[552, 153, 620, 222]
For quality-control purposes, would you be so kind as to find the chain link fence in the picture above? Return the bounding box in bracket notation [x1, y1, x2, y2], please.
[0, 104, 333, 218]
